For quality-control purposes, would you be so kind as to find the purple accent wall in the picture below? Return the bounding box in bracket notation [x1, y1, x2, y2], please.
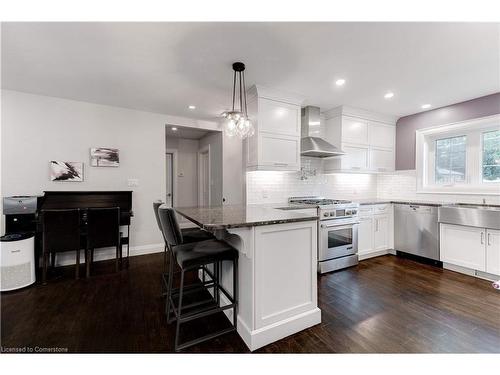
[396, 92, 500, 170]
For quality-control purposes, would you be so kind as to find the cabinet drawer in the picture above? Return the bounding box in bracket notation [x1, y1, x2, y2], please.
[373, 204, 390, 214]
[358, 206, 374, 217]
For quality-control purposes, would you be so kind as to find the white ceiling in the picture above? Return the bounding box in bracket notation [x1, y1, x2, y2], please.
[2, 22, 499, 120]
[165, 125, 213, 139]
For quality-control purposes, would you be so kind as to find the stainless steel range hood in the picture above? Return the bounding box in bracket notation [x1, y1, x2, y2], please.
[301, 106, 345, 158]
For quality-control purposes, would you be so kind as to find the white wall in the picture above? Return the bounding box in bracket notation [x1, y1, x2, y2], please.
[1, 90, 218, 260]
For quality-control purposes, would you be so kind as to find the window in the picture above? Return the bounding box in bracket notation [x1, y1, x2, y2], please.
[435, 135, 466, 184]
[482, 129, 500, 182]
[415, 114, 500, 194]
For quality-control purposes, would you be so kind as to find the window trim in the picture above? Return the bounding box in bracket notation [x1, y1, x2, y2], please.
[481, 129, 500, 184]
[416, 114, 500, 195]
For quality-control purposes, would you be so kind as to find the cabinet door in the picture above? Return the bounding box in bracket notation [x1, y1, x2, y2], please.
[341, 144, 369, 171]
[369, 121, 395, 149]
[259, 132, 300, 170]
[258, 98, 300, 136]
[342, 116, 369, 144]
[358, 217, 374, 255]
[440, 224, 486, 271]
[370, 147, 394, 172]
[373, 215, 389, 250]
[486, 229, 500, 276]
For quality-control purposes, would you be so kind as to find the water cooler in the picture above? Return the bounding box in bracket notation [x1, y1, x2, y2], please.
[1, 196, 38, 291]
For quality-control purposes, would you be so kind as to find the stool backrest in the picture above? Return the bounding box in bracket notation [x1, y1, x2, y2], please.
[158, 204, 183, 246]
[153, 200, 165, 241]
[87, 207, 120, 249]
[41, 209, 81, 251]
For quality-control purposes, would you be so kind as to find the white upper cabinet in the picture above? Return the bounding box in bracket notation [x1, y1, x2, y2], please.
[341, 116, 369, 145]
[258, 99, 301, 136]
[323, 106, 397, 173]
[369, 147, 394, 172]
[368, 121, 395, 149]
[245, 85, 304, 171]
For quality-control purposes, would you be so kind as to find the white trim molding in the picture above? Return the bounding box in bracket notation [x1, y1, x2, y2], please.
[416, 114, 500, 195]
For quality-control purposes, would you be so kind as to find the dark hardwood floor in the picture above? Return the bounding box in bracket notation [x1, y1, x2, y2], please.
[1, 253, 499, 353]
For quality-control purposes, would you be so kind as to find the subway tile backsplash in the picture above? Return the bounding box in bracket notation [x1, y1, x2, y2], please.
[246, 167, 499, 205]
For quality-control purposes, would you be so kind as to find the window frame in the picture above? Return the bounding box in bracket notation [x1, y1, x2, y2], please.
[416, 114, 500, 195]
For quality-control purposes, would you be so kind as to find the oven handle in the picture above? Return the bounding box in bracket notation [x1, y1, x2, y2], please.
[320, 222, 359, 229]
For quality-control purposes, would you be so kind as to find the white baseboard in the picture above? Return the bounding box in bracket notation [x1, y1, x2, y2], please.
[443, 262, 499, 282]
[358, 249, 390, 261]
[52, 243, 164, 267]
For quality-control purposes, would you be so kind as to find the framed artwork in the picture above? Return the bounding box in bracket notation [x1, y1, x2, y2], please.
[50, 161, 84, 182]
[90, 147, 119, 167]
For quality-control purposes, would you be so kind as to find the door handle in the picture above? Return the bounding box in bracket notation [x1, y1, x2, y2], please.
[167, 193, 172, 197]
[481, 232, 484, 245]
[488, 233, 491, 246]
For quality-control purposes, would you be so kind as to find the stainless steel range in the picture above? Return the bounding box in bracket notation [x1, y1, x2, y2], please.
[288, 196, 360, 273]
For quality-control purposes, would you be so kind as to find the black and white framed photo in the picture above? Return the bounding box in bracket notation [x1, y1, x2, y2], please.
[50, 161, 84, 182]
[90, 147, 120, 167]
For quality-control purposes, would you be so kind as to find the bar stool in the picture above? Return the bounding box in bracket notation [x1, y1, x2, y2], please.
[158, 205, 238, 352]
[153, 201, 214, 295]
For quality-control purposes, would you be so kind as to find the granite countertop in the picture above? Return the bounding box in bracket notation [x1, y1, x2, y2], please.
[355, 199, 450, 207]
[175, 205, 318, 230]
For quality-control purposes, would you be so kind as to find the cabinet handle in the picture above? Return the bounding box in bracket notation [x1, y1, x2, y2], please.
[351, 167, 361, 170]
[273, 162, 289, 167]
[375, 219, 379, 232]
[481, 232, 484, 245]
[488, 233, 491, 246]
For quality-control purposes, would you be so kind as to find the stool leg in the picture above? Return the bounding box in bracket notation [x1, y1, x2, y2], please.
[75, 248, 80, 279]
[166, 248, 174, 320]
[174, 269, 185, 352]
[233, 258, 238, 329]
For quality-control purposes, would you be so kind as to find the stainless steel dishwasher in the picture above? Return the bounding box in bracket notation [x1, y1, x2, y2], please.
[394, 204, 440, 261]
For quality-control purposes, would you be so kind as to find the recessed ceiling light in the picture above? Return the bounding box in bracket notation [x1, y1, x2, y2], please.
[335, 79, 346, 86]
[421, 104, 432, 109]
[384, 92, 394, 99]
[188, 105, 196, 110]
[171, 127, 178, 131]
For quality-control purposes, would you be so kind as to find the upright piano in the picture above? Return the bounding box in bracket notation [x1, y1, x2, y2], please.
[36, 191, 133, 265]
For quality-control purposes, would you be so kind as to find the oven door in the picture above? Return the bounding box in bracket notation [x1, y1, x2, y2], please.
[319, 221, 358, 261]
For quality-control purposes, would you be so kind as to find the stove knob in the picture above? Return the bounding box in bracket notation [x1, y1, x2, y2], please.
[323, 212, 329, 217]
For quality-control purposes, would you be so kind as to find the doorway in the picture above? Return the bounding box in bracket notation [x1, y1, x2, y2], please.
[165, 150, 177, 207]
[198, 145, 211, 206]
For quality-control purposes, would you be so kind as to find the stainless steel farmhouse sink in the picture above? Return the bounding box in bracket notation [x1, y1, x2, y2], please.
[438, 204, 500, 230]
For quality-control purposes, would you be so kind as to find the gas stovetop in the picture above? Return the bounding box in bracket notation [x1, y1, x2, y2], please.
[288, 196, 353, 206]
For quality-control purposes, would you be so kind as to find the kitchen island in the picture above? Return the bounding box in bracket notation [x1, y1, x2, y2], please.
[175, 205, 320, 351]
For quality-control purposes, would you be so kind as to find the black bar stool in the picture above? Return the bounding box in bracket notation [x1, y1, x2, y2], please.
[158, 205, 238, 352]
[153, 201, 214, 294]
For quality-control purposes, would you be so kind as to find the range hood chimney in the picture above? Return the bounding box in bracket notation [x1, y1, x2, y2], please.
[300, 106, 345, 158]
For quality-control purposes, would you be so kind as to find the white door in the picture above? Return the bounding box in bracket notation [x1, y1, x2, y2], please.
[369, 147, 394, 172]
[166, 152, 174, 207]
[198, 147, 210, 206]
[358, 216, 374, 255]
[373, 215, 389, 250]
[486, 229, 500, 276]
[440, 223, 486, 271]
[342, 116, 369, 145]
[368, 121, 395, 149]
[259, 133, 300, 170]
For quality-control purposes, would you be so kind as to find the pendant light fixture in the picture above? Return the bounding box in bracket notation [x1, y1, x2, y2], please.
[221, 62, 254, 138]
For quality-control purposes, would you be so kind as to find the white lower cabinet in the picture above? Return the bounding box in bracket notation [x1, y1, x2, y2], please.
[358, 217, 374, 255]
[486, 229, 500, 275]
[357, 204, 392, 260]
[373, 214, 389, 250]
[440, 223, 491, 272]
